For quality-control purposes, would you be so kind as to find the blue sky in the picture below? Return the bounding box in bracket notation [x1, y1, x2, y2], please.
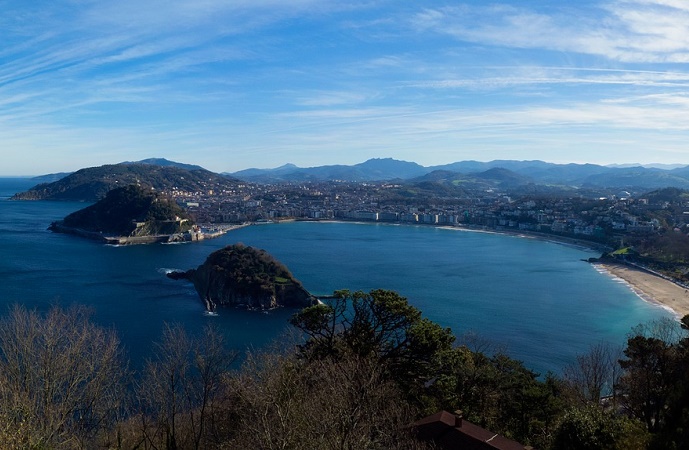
[2, 0, 689, 175]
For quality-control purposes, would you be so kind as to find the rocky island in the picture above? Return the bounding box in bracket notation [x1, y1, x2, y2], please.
[49, 184, 205, 244]
[168, 244, 316, 311]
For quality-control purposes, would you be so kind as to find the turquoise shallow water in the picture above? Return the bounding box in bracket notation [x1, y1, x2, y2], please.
[0, 178, 673, 374]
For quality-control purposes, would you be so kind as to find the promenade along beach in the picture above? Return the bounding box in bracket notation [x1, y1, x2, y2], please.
[509, 229, 689, 319]
[596, 262, 689, 318]
[456, 224, 689, 320]
[444, 224, 687, 319]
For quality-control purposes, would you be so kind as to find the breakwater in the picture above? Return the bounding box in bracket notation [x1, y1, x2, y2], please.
[48, 222, 229, 245]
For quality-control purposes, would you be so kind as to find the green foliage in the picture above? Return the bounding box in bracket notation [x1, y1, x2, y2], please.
[619, 335, 677, 432]
[290, 288, 565, 448]
[635, 232, 689, 263]
[552, 405, 649, 450]
[614, 318, 689, 449]
[291, 289, 455, 406]
[4, 294, 689, 449]
[431, 347, 565, 447]
[12, 162, 240, 201]
[645, 334, 689, 450]
[62, 184, 192, 236]
[203, 243, 297, 300]
[642, 187, 689, 204]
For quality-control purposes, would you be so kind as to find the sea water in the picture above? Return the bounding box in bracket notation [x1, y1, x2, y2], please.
[0, 178, 673, 374]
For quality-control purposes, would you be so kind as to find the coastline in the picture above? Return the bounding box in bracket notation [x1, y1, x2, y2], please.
[419, 224, 688, 319]
[293, 218, 612, 253]
[429, 224, 686, 319]
[595, 262, 689, 319]
[439, 224, 612, 253]
[288, 219, 687, 319]
[50, 222, 249, 245]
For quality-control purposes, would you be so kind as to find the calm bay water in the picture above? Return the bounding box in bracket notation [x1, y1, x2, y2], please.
[0, 178, 673, 374]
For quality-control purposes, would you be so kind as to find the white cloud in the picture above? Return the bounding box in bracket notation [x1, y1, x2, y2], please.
[406, 67, 689, 91]
[412, 1, 689, 63]
[294, 90, 372, 107]
[620, 0, 689, 12]
[3, 0, 689, 174]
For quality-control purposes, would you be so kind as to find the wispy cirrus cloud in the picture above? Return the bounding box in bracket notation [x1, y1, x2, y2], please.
[406, 67, 689, 91]
[412, 1, 689, 63]
[294, 90, 374, 107]
[2, 0, 689, 174]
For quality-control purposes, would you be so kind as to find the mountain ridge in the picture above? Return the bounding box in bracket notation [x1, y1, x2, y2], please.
[12, 160, 241, 202]
[14, 157, 689, 200]
[226, 158, 689, 191]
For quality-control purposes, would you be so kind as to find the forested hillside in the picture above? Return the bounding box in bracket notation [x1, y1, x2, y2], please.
[0, 291, 686, 449]
[12, 162, 240, 201]
[56, 184, 193, 236]
[170, 244, 315, 310]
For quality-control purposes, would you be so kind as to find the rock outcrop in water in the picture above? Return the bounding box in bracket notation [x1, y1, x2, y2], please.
[168, 244, 315, 311]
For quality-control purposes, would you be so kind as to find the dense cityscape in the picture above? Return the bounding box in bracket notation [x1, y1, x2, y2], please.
[177, 180, 673, 248]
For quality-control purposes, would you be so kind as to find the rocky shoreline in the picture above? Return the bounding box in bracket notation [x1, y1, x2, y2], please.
[49, 221, 239, 245]
[167, 244, 316, 312]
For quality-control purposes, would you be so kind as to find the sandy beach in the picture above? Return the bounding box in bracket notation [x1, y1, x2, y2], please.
[309, 220, 687, 318]
[598, 263, 689, 319]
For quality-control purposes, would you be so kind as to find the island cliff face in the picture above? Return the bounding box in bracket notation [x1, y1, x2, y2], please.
[169, 244, 315, 311]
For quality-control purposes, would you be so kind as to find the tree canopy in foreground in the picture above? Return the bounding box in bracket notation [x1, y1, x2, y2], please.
[0, 293, 686, 449]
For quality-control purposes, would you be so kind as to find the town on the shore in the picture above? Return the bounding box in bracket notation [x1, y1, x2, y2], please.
[173, 180, 669, 248]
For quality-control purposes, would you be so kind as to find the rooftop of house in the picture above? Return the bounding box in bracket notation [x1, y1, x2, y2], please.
[413, 410, 532, 450]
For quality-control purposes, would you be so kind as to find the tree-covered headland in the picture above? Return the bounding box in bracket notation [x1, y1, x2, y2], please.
[54, 184, 194, 237]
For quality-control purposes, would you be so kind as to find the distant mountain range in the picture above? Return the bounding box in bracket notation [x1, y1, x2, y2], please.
[118, 158, 205, 171]
[605, 163, 686, 170]
[229, 158, 427, 183]
[13, 157, 689, 202]
[228, 158, 689, 191]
